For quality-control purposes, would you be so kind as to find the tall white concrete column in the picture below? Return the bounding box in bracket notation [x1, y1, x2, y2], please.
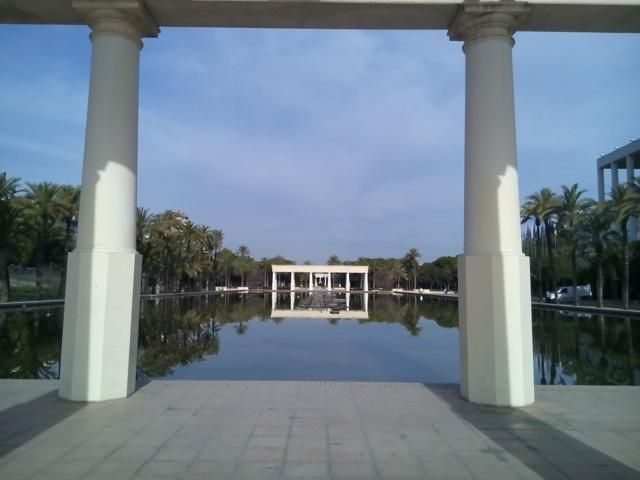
[290, 271, 296, 291]
[272, 271, 277, 291]
[346, 292, 350, 310]
[309, 272, 313, 290]
[627, 156, 638, 240]
[449, 6, 534, 407]
[346, 273, 350, 291]
[327, 273, 332, 291]
[363, 273, 369, 292]
[60, 3, 158, 402]
[597, 167, 605, 202]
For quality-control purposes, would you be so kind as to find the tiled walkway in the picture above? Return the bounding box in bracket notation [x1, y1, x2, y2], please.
[0, 380, 639, 479]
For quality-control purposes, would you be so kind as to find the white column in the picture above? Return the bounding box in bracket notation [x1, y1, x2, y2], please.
[309, 272, 313, 290]
[597, 167, 605, 202]
[627, 155, 638, 240]
[290, 292, 295, 310]
[290, 271, 295, 291]
[364, 272, 369, 292]
[612, 162, 619, 190]
[327, 273, 332, 291]
[346, 272, 350, 291]
[450, 7, 534, 406]
[364, 293, 369, 312]
[271, 292, 277, 310]
[346, 292, 350, 310]
[60, 5, 158, 402]
[272, 271, 277, 291]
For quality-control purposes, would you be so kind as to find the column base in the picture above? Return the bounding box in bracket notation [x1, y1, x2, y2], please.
[59, 249, 142, 402]
[458, 253, 534, 406]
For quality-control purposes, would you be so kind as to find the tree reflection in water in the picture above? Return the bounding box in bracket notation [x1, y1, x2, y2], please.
[0, 294, 638, 385]
[533, 309, 639, 385]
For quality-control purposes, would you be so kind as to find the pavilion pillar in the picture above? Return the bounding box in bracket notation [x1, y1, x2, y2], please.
[346, 273, 350, 291]
[60, 3, 158, 402]
[449, 5, 534, 406]
[309, 272, 313, 290]
[327, 273, 332, 291]
[627, 155, 637, 240]
[597, 167, 605, 202]
[290, 271, 296, 291]
[272, 271, 277, 291]
[612, 162, 619, 190]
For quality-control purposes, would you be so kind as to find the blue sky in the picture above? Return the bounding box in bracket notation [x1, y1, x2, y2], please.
[1, 25, 639, 263]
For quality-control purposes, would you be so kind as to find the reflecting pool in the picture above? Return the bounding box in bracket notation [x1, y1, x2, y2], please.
[1, 293, 638, 385]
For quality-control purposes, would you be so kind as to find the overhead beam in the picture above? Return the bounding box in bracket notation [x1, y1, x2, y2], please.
[1, 0, 640, 32]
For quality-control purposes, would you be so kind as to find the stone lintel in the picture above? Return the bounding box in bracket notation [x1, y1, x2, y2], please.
[72, 0, 159, 38]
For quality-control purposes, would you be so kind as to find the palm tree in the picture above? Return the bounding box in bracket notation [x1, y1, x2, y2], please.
[522, 188, 560, 301]
[390, 262, 408, 289]
[56, 185, 80, 296]
[557, 184, 593, 306]
[22, 182, 61, 299]
[205, 229, 223, 287]
[582, 204, 614, 307]
[609, 185, 640, 309]
[403, 248, 421, 290]
[0, 173, 22, 301]
[327, 255, 341, 265]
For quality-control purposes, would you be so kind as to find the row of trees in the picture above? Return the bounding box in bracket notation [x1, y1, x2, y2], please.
[521, 181, 640, 308]
[1, 172, 459, 300]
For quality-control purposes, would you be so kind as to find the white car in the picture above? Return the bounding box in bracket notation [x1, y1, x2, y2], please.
[545, 285, 592, 303]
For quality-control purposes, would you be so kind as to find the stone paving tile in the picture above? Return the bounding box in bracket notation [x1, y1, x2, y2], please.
[0, 381, 639, 480]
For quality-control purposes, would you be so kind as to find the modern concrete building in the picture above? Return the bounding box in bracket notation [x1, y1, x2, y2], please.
[597, 138, 640, 239]
[271, 265, 369, 292]
[2, 0, 639, 407]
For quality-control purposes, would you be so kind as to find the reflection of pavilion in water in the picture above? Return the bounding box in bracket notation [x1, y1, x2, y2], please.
[270, 292, 369, 320]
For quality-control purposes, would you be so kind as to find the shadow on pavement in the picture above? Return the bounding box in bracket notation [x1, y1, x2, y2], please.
[0, 388, 85, 459]
[426, 384, 639, 480]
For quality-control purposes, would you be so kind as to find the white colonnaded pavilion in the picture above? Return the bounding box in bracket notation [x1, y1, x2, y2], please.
[2, 0, 639, 407]
[271, 265, 369, 292]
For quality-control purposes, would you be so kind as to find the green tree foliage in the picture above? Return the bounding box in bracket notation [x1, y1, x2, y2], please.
[522, 181, 640, 308]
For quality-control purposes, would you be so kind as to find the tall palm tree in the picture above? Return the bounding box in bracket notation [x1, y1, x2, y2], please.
[403, 248, 421, 290]
[522, 188, 560, 301]
[205, 229, 223, 287]
[609, 185, 640, 309]
[56, 185, 81, 296]
[391, 262, 408, 289]
[235, 246, 252, 287]
[0, 173, 22, 301]
[557, 184, 593, 306]
[22, 182, 61, 299]
[582, 204, 614, 307]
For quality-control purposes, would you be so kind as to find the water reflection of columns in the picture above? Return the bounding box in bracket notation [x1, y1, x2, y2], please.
[290, 292, 295, 310]
[327, 273, 332, 291]
[346, 273, 350, 291]
[346, 292, 350, 310]
[272, 271, 277, 291]
[290, 272, 295, 291]
[271, 292, 276, 311]
[309, 272, 313, 290]
[364, 293, 369, 312]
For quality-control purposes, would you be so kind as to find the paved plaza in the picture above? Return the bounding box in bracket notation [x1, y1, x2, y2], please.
[0, 380, 639, 479]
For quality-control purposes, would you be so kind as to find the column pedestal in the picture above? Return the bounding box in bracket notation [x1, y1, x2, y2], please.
[60, 250, 142, 401]
[458, 254, 533, 406]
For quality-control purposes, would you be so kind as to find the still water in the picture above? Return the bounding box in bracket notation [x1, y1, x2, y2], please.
[1, 293, 638, 385]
